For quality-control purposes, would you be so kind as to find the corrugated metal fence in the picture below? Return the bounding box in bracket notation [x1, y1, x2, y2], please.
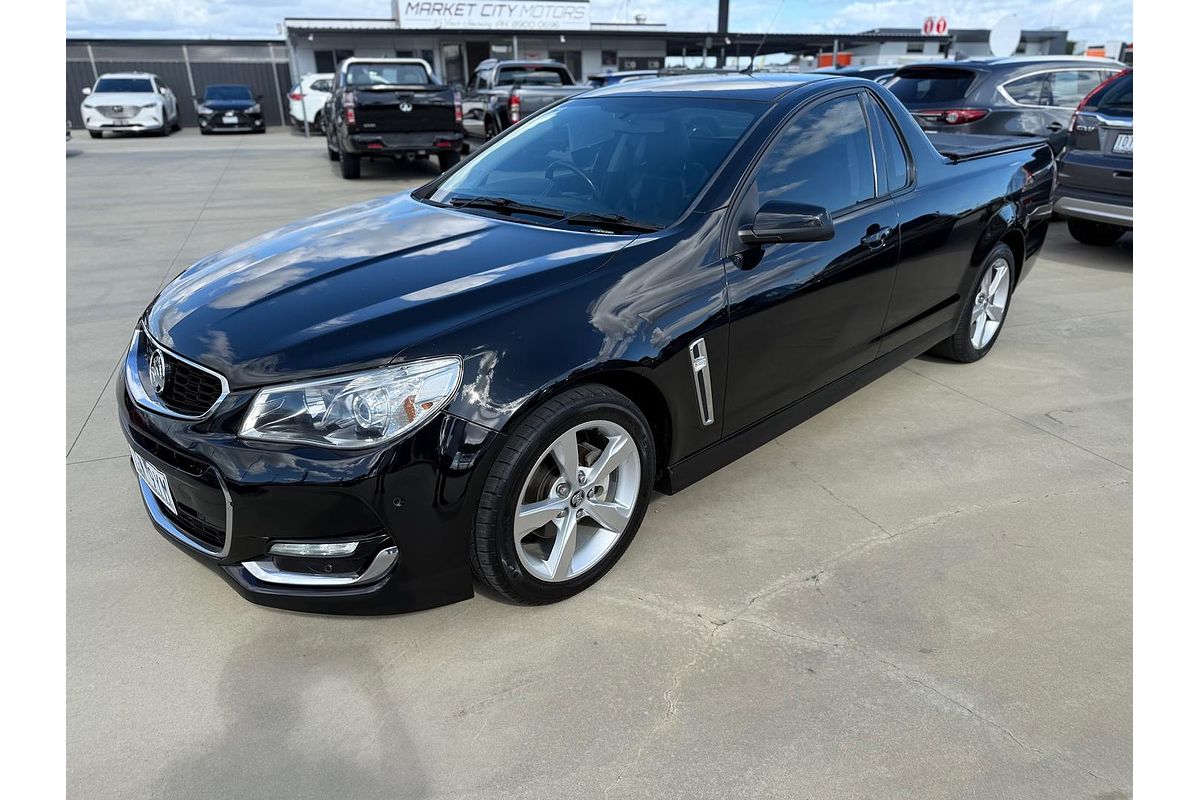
[67, 40, 294, 129]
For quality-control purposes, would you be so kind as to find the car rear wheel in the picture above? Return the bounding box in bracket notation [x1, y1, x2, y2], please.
[1066, 218, 1126, 246]
[930, 243, 1015, 363]
[89, 131, 102, 139]
[339, 150, 361, 179]
[470, 384, 655, 604]
[437, 150, 461, 173]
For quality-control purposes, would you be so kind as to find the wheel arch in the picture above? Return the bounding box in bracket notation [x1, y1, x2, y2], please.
[497, 367, 675, 489]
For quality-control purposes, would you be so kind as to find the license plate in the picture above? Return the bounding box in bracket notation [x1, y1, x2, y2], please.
[1113, 134, 1133, 154]
[131, 449, 176, 514]
[224, 113, 238, 121]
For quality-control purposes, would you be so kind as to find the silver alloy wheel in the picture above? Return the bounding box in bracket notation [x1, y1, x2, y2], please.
[513, 420, 641, 582]
[970, 257, 1012, 350]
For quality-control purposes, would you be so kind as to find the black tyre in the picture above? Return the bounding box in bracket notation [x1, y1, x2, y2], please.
[471, 384, 655, 604]
[200, 127, 211, 135]
[313, 112, 324, 134]
[1067, 217, 1126, 246]
[327, 134, 340, 161]
[170, 114, 181, 132]
[339, 151, 361, 179]
[484, 117, 498, 139]
[437, 150, 461, 173]
[929, 242, 1016, 363]
[88, 131, 102, 139]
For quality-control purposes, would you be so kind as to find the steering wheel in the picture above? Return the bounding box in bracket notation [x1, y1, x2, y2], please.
[544, 160, 598, 198]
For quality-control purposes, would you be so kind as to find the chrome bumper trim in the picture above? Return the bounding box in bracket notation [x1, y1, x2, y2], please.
[241, 546, 400, 588]
[137, 475, 232, 558]
[1053, 196, 1133, 227]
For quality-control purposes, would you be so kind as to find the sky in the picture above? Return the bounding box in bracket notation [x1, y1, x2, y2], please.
[66, 0, 1133, 44]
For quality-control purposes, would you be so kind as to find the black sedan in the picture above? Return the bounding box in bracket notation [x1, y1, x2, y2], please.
[196, 84, 265, 134]
[120, 73, 1053, 614]
[1054, 69, 1132, 245]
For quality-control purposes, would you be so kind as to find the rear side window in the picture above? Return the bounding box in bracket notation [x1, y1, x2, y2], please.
[311, 79, 332, 92]
[866, 95, 910, 193]
[750, 94, 876, 214]
[1002, 73, 1048, 105]
[886, 68, 976, 103]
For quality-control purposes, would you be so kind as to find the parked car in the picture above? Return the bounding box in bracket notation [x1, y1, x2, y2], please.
[80, 72, 181, 138]
[586, 70, 659, 88]
[461, 59, 588, 138]
[120, 73, 1053, 614]
[885, 56, 1125, 154]
[196, 84, 265, 134]
[1053, 69, 1132, 245]
[324, 58, 463, 179]
[814, 65, 898, 83]
[288, 73, 334, 131]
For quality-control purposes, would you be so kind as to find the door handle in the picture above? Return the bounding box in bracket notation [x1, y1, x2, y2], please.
[1046, 121, 1064, 132]
[861, 226, 892, 249]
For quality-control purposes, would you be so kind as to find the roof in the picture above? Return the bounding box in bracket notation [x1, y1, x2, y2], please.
[895, 55, 1126, 70]
[585, 71, 848, 101]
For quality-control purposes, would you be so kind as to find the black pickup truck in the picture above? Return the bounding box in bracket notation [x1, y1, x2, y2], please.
[461, 59, 588, 139]
[324, 58, 464, 178]
[121, 73, 1055, 614]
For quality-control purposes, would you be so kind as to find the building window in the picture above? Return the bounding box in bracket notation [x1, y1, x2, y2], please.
[907, 42, 925, 53]
[601, 50, 618, 67]
[314, 49, 354, 72]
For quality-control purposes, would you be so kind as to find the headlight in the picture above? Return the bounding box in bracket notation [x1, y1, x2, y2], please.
[247, 103, 261, 114]
[138, 103, 159, 110]
[238, 357, 462, 449]
[197, 105, 213, 114]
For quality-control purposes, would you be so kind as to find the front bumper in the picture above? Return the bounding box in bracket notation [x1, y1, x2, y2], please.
[343, 130, 462, 156]
[118, 372, 504, 614]
[1053, 186, 1133, 228]
[199, 112, 265, 132]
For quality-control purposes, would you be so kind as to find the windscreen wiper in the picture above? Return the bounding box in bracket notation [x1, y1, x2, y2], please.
[556, 211, 661, 233]
[446, 195, 567, 220]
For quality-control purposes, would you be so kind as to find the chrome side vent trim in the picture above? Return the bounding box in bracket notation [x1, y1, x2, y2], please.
[689, 337, 715, 427]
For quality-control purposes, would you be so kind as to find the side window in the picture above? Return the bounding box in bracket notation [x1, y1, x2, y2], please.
[1047, 70, 1110, 107]
[866, 95, 910, 193]
[1003, 73, 1049, 105]
[312, 79, 331, 93]
[750, 94, 876, 215]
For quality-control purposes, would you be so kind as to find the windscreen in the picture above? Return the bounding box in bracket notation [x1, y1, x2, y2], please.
[497, 66, 571, 86]
[204, 85, 252, 101]
[345, 63, 430, 87]
[94, 78, 154, 93]
[428, 95, 761, 230]
[886, 68, 977, 104]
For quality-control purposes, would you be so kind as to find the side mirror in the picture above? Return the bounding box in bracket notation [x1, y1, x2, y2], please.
[738, 201, 835, 246]
[82, 87, 91, 96]
[256, 94, 264, 101]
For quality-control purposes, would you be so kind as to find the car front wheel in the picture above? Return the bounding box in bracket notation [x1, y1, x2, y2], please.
[471, 384, 655, 604]
[1067, 217, 1126, 246]
[339, 150, 360, 179]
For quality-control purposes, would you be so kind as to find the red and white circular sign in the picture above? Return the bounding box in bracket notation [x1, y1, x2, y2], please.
[923, 16, 949, 35]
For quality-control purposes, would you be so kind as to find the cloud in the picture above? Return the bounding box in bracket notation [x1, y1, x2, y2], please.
[66, 0, 1132, 43]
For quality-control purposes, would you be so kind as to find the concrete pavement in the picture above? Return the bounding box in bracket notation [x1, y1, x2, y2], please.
[67, 128, 1132, 799]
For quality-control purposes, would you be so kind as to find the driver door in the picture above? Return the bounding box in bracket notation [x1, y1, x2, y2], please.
[722, 90, 900, 433]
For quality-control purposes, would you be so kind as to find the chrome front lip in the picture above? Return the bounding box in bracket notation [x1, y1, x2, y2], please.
[136, 471, 234, 559]
[242, 546, 400, 587]
[125, 329, 231, 421]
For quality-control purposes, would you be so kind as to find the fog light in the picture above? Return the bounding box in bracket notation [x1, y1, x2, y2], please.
[269, 541, 359, 558]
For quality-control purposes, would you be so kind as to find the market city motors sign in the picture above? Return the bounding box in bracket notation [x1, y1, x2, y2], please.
[394, 0, 591, 31]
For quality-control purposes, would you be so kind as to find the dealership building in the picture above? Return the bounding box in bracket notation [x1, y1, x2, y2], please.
[67, 0, 1078, 129]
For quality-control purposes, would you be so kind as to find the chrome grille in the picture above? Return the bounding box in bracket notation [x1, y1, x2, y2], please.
[96, 105, 137, 119]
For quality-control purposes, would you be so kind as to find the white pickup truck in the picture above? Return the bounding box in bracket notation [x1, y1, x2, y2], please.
[80, 73, 182, 138]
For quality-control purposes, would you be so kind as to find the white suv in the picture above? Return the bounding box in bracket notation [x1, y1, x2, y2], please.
[288, 73, 334, 131]
[81, 73, 181, 138]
